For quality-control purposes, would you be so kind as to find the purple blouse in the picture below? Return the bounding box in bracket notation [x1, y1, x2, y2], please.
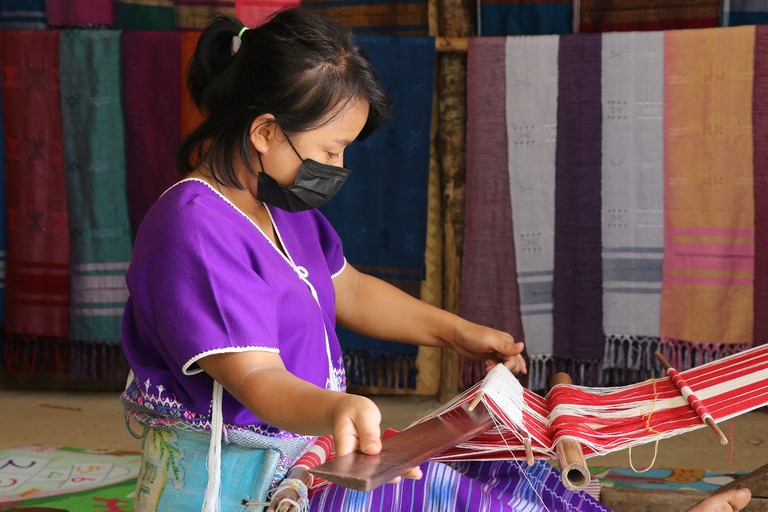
[121, 179, 346, 436]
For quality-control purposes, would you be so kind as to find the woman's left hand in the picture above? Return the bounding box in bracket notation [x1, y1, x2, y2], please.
[449, 320, 527, 375]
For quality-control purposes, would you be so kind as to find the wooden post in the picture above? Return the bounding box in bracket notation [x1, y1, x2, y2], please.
[437, 0, 473, 404]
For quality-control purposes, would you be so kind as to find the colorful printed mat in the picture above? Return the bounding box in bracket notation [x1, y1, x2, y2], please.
[592, 466, 748, 492]
[0, 446, 139, 510]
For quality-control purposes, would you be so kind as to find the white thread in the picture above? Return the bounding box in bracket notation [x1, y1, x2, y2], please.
[202, 381, 224, 512]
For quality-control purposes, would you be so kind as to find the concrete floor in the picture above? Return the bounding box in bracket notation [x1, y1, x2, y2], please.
[1, 388, 765, 474]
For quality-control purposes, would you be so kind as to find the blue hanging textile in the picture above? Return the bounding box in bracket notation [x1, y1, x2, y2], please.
[0, 0, 47, 28]
[478, 0, 571, 36]
[320, 35, 435, 389]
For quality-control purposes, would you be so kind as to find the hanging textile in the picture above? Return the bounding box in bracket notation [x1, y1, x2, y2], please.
[45, 0, 114, 27]
[661, 26, 755, 345]
[580, 0, 720, 33]
[320, 36, 435, 389]
[0, 0, 47, 28]
[478, 0, 571, 36]
[300, 0, 429, 36]
[1, 30, 70, 373]
[0, 36, 6, 340]
[174, 0, 235, 29]
[180, 31, 204, 139]
[720, 0, 768, 26]
[114, 0, 175, 30]
[121, 31, 183, 240]
[59, 30, 133, 381]
[461, 37, 524, 388]
[503, 35, 560, 391]
[599, 32, 665, 383]
[755, 25, 768, 347]
[552, 34, 604, 385]
[236, 0, 299, 26]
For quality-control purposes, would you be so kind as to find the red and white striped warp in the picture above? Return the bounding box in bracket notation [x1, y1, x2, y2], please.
[425, 344, 768, 463]
[294, 435, 334, 489]
[665, 364, 714, 424]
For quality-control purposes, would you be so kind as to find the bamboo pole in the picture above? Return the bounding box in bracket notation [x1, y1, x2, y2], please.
[550, 373, 591, 492]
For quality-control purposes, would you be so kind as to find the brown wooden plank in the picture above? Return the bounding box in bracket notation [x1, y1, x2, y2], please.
[309, 403, 494, 492]
[717, 462, 768, 498]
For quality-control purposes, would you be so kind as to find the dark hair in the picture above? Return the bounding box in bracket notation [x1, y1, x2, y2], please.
[177, 7, 392, 188]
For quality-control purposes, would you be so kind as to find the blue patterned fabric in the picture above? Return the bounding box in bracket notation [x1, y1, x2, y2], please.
[320, 35, 435, 388]
[720, 0, 768, 26]
[479, 1, 571, 36]
[0, 0, 47, 28]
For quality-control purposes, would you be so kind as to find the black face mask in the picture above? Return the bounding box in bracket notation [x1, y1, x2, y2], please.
[255, 134, 351, 212]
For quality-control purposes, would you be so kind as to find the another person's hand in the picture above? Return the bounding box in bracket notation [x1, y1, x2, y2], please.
[450, 320, 527, 375]
[686, 488, 752, 512]
[331, 394, 422, 483]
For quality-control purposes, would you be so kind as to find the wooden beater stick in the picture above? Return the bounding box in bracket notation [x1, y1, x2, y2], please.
[654, 351, 728, 446]
[550, 373, 591, 492]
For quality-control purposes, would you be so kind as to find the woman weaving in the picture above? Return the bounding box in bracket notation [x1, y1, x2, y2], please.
[120, 7, 750, 512]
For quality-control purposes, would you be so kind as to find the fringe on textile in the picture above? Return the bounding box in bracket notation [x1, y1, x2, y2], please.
[69, 341, 131, 383]
[660, 338, 752, 372]
[1, 332, 70, 374]
[460, 353, 553, 393]
[343, 351, 418, 389]
[601, 335, 663, 387]
[552, 357, 604, 387]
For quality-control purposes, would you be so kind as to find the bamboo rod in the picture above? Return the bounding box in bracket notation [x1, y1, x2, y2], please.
[436, 37, 468, 53]
[550, 372, 591, 492]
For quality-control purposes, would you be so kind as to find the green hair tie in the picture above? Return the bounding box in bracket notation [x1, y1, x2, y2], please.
[238, 27, 248, 38]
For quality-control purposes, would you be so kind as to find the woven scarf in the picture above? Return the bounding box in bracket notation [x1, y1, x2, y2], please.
[478, 0, 571, 35]
[503, 35, 560, 391]
[236, 0, 299, 26]
[600, 31, 664, 338]
[121, 31, 182, 240]
[720, 0, 768, 26]
[580, 0, 720, 32]
[300, 0, 429, 36]
[754, 25, 768, 347]
[181, 31, 204, 139]
[114, 0, 175, 30]
[320, 36, 434, 388]
[661, 26, 755, 345]
[461, 37, 523, 388]
[1, 30, 70, 372]
[174, 0, 235, 29]
[0, 0, 47, 28]
[45, 0, 114, 27]
[59, 30, 133, 380]
[553, 34, 604, 380]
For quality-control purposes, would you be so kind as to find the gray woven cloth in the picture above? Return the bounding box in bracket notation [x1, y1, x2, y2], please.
[505, 35, 560, 390]
[600, 31, 665, 338]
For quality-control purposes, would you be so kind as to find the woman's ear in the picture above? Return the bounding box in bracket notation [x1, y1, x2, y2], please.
[249, 114, 277, 154]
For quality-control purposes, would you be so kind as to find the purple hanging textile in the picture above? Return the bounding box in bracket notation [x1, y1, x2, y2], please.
[120, 31, 182, 239]
[553, 34, 604, 380]
[461, 37, 525, 387]
[754, 25, 768, 347]
[45, 0, 114, 27]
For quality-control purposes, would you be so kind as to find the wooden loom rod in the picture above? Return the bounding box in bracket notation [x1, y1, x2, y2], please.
[436, 37, 468, 52]
[550, 372, 591, 492]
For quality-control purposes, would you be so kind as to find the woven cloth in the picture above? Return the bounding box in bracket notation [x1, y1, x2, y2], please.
[174, 0, 235, 29]
[755, 25, 768, 347]
[0, 0, 47, 28]
[114, 0, 175, 30]
[461, 37, 524, 388]
[0, 39, 5, 330]
[600, 31, 664, 337]
[121, 31, 182, 240]
[320, 36, 434, 388]
[236, 0, 300, 26]
[45, 0, 114, 27]
[478, 0, 571, 36]
[721, 0, 768, 26]
[661, 26, 755, 345]
[300, 0, 429, 36]
[1, 30, 70, 371]
[580, 0, 720, 33]
[59, 31, 133, 380]
[504, 35, 560, 391]
[553, 34, 604, 377]
[181, 31, 204, 139]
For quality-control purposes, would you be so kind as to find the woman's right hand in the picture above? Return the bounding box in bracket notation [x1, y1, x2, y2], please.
[331, 394, 423, 483]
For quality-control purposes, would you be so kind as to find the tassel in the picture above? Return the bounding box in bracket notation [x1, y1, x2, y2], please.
[202, 381, 224, 512]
